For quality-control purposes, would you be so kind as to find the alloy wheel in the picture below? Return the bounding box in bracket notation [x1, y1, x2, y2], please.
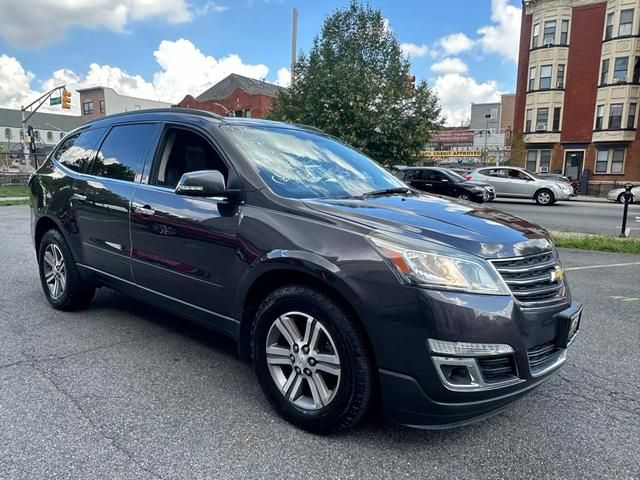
[538, 191, 551, 205]
[265, 311, 341, 411]
[43, 244, 67, 299]
[458, 194, 470, 201]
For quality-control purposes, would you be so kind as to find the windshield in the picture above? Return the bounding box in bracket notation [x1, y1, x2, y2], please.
[222, 125, 406, 199]
[445, 170, 467, 183]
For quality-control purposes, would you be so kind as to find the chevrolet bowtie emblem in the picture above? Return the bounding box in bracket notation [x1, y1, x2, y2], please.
[550, 265, 563, 283]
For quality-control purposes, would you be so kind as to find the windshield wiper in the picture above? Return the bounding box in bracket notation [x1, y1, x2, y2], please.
[362, 187, 412, 198]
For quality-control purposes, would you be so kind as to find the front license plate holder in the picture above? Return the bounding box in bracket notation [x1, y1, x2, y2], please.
[556, 304, 582, 348]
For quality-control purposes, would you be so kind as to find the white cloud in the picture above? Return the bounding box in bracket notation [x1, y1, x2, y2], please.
[0, 39, 273, 115]
[431, 58, 468, 74]
[275, 68, 291, 88]
[196, 1, 228, 15]
[433, 73, 501, 127]
[439, 33, 475, 56]
[400, 43, 429, 58]
[477, 0, 522, 62]
[0, 0, 195, 47]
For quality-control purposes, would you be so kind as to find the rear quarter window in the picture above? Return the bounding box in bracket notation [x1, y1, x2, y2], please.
[54, 128, 106, 173]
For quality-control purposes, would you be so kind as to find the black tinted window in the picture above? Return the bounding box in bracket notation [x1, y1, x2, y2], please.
[427, 170, 446, 181]
[55, 128, 105, 173]
[92, 124, 156, 182]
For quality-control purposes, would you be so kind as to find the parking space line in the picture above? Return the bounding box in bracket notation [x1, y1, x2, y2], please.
[565, 261, 640, 271]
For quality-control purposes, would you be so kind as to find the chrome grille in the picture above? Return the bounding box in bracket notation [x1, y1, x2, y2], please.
[491, 250, 567, 308]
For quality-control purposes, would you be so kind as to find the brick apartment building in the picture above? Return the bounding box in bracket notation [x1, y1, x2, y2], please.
[177, 74, 286, 118]
[514, 0, 640, 193]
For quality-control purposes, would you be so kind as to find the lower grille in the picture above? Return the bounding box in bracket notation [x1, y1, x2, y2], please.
[477, 354, 517, 383]
[527, 341, 561, 373]
[490, 250, 567, 309]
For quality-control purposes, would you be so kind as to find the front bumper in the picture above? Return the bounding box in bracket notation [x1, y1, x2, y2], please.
[373, 287, 582, 428]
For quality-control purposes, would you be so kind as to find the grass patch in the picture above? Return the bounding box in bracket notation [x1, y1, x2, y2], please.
[553, 233, 640, 254]
[0, 184, 29, 198]
[0, 199, 29, 206]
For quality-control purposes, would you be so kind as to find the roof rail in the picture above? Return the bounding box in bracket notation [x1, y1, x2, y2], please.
[87, 107, 225, 123]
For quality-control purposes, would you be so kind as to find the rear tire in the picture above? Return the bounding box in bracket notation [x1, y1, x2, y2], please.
[535, 189, 555, 206]
[38, 229, 95, 311]
[251, 285, 374, 434]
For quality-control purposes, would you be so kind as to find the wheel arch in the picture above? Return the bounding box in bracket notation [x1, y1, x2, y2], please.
[236, 262, 376, 369]
[34, 215, 63, 252]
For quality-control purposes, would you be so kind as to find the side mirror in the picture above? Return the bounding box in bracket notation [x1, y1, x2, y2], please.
[175, 170, 227, 197]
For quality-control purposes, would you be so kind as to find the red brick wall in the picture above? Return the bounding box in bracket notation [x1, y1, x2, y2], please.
[177, 88, 278, 118]
[560, 2, 606, 143]
[513, 12, 532, 135]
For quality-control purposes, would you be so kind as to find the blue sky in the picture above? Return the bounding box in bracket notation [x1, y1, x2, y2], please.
[0, 0, 521, 125]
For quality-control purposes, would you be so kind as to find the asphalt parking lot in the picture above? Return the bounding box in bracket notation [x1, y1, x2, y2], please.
[1, 204, 639, 480]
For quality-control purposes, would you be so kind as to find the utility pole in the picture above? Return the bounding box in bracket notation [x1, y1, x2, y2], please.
[290, 8, 298, 88]
[20, 85, 69, 169]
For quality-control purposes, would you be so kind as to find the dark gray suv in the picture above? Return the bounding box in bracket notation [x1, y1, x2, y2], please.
[29, 109, 582, 433]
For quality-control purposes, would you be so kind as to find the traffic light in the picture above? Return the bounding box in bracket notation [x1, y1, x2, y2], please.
[61, 88, 72, 109]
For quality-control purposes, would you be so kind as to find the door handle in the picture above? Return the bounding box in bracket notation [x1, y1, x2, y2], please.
[72, 193, 87, 201]
[133, 205, 155, 216]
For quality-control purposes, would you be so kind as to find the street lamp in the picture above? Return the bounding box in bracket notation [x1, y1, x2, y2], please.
[483, 113, 491, 166]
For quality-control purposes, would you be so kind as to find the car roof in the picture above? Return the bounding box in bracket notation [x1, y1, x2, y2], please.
[76, 108, 319, 134]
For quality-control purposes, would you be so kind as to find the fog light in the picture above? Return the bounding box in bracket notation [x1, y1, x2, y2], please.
[440, 364, 473, 385]
[428, 338, 514, 357]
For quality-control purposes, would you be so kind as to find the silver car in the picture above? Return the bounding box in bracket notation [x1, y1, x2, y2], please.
[468, 167, 574, 206]
[607, 185, 639, 203]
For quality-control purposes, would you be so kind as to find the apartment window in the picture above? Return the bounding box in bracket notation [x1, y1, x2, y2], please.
[613, 57, 628, 82]
[605, 12, 614, 40]
[99, 99, 105, 113]
[595, 105, 604, 129]
[601, 59, 609, 85]
[4, 128, 10, 140]
[525, 150, 552, 172]
[525, 109, 533, 132]
[47, 131, 53, 141]
[34, 130, 40, 141]
[619, 9, 633, 36]
[529, 66, 536, 90]
[539, 65, 552, 89]
[596, 147, 625, 173]
[543, 20, 556, 45]
[59, 132, 64, 140]
[526, 151, 537, 171]
[19, 129, 24, 139]
[539, 150, 551, 172]
[609, 103, 623, 129]
[556, 64, 565, 88]
[536, 108, 549, 131]
[633, 58, 640, 83]
[552, 107, 561, 131]
[628, 103, 637, 128]
[560, 19, 569, 44]
[532, 23, 540, 48]
[82, 101, 94, 115]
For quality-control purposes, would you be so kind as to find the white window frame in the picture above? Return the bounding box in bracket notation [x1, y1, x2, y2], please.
[595, 147, 626, 174]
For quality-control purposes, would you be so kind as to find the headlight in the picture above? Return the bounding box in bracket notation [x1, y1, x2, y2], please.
[367, 233, 510, 295]
[470, 186, 483, 192]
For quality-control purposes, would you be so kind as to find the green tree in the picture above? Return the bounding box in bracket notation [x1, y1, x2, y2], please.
[268, 1, 442, 166]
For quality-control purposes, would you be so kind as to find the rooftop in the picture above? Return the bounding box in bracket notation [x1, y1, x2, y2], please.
[195, 73, 287, 102]
[0, 107, 83, 131]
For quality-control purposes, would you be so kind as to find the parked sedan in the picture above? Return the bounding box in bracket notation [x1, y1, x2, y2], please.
[398, 166, 495, 203]
[607, 185, 639, 203]
[468, 167, 574, 205]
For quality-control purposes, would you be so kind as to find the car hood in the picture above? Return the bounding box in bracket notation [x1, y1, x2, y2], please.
[461, 180, 492, 188]
[304, 193, 552, 259]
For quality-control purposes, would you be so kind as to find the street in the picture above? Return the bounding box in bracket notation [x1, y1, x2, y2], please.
[1, 204, 639, 479]
[490, 198, 640, 237]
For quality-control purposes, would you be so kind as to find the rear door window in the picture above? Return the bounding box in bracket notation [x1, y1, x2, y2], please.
[55, 128, 106, 173]
[91, 124, 157, 182]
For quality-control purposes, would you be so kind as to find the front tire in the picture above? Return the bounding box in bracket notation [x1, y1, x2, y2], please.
[251, 285, 374, 434]
[457, 193, 471, 201]
[38, 229, 95, 310]
[535, 189, 555, 206]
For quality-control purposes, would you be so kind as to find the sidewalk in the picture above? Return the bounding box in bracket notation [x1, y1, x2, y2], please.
[0, 197, 28, 202]
[572, 195, 611, 203]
